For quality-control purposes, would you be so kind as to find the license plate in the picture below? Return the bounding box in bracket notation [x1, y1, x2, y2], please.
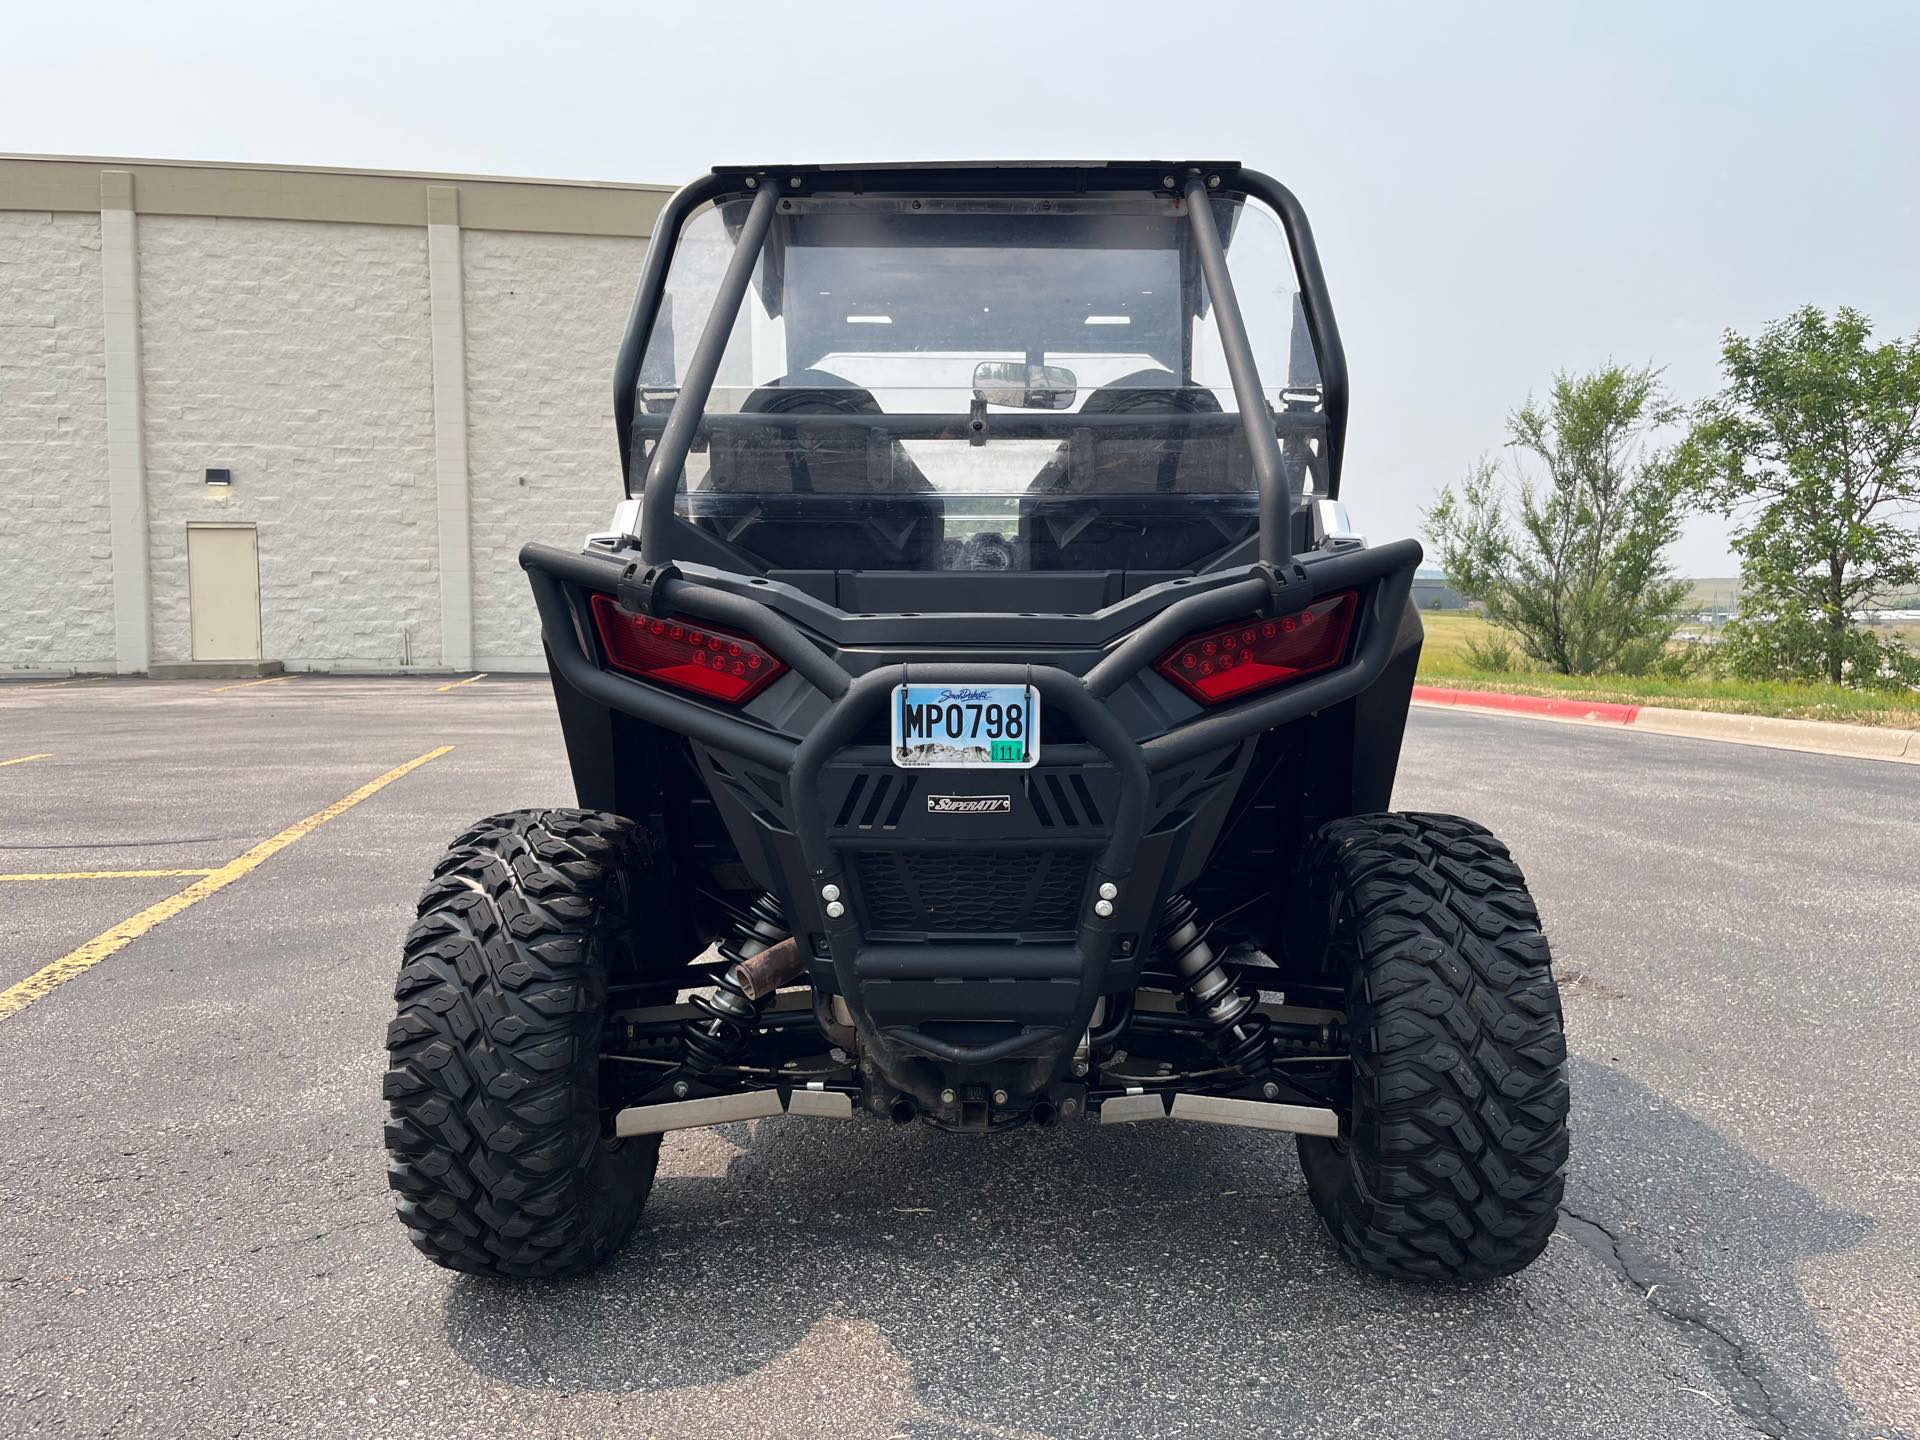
[890, 683, 1039, 769]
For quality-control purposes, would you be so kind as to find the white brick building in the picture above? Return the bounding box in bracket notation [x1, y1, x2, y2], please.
[0, 155, 669, 675]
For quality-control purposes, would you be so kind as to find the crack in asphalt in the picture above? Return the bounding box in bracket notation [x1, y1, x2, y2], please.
[1558, 1205, 1810, 1439]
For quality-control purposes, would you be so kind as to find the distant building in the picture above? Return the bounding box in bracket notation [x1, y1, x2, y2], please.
[1, 153, 671, 676]
[1412, 566, 1469, 610]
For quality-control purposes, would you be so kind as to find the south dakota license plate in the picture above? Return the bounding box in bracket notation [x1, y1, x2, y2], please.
[889, 684, 1039, 769]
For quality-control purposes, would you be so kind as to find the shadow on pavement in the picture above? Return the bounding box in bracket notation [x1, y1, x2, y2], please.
[441, 1057, 1894, 1440]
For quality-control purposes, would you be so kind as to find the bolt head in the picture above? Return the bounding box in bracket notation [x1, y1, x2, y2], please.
[829, 1047, 849, 1064]
[991, 1089, 1009, 1106]
[1098, 881, 1118, 901]
[821, 882, 841, 902]
[939, 1088, 957, 1104]
[1162, 174, 1176, 188]
[788, 175, 802, 188]
[1262, 1081, 1280, 1100]
[1093, 899, 1115, 918]
[1071, 1060, 1089, 1077]
[1060, 1098, 1079, 1118]
[672, 1080, 691, 1099]
[1207, 173, 1221, 188]
[743, 176, 758, 189]
[825, 900, 846, 919]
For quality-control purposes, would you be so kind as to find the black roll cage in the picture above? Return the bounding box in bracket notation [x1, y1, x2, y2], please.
[609, 161, 1352, 574]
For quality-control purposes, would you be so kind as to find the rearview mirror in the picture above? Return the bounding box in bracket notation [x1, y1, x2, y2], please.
[972, 360, 1077, 410]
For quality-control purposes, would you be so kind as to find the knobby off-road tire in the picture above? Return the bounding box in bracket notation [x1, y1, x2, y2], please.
[385, 808, 667, 1279]
[1293, 812, 1568, 1283]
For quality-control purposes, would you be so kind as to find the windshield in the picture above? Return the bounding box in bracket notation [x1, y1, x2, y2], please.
[636, 192, 1325, 574]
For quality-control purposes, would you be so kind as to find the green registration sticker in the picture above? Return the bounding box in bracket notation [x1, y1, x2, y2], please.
[990, 739, 1025, 764]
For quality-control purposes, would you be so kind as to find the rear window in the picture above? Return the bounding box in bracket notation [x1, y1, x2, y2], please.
[635, 193, 1325, 572]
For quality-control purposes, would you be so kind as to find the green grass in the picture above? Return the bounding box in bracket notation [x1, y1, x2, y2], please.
[1415, 611, 1920, 728]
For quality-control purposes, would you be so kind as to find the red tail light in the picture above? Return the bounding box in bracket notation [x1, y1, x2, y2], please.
[1153, 590, 1359, 704]
[589, 594, 788, 703]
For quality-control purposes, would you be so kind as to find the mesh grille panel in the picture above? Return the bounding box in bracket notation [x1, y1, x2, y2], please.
[853, 850, 1090, 934]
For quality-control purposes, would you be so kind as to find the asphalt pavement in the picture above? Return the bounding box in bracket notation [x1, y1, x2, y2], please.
[0, 677, 1914, 1439]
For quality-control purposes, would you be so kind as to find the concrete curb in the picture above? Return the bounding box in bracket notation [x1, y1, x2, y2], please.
[1632, 706, 1920, 762]
[1411, 685, 1920, 765]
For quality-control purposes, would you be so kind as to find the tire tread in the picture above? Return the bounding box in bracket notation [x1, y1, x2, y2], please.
[1296, 812, 1568, 1283]
[384, 807, 661, 1279]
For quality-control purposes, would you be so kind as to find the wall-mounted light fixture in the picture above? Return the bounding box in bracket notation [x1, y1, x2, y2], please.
[205, 467, 232, 486]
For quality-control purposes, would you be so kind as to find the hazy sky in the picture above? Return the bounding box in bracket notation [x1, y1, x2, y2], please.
[6, 0, 1916, 573]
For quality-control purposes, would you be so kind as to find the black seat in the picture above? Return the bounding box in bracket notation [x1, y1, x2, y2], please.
[697, 369, 943, 571]
[1020, 369, 1251, 570]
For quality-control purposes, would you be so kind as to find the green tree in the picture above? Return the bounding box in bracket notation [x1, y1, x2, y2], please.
[1425, 364, 1690, 675]
[1677, 306, 1920, 687]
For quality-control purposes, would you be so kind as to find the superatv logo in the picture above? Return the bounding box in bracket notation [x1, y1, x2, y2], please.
[928, 794, 1012, 815]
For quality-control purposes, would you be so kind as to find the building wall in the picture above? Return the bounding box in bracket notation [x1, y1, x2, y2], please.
[0, 154, 668, 675]
[0, 210, 114, 670]
[1411, 573, 1469, 610]
[138, 216, 441, 668]
[463, 229, 644, 669]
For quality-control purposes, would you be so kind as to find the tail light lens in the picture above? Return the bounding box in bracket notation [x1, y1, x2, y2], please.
[1153, 590, 1359, 704]
[589, 594, 787, 703]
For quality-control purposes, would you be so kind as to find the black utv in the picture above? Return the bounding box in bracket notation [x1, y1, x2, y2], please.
[384, 162, 1568, 1285]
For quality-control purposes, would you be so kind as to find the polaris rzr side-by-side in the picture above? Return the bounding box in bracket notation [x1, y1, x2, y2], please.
[384, 162, 1569, 1284]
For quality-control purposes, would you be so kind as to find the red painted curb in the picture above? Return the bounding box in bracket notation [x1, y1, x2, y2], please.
[1411, 685, 1641, 725]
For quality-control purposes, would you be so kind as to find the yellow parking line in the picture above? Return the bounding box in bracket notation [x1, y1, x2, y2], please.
[436, 673, 488, 693]
[0, 745, 453, 1023]
[16, 677, 106, 691]
[211, 675, 296, 694]
[0, 753, 52, 768]
[0, 868, 219, 882]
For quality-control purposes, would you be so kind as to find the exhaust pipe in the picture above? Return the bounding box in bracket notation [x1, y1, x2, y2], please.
[888, 1095, 917, 1125]
[731, 935, 806, 1000]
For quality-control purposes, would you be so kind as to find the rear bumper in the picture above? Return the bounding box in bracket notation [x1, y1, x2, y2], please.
[524, 540, 1420, 774]
[522, 541, 1419, 1104]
